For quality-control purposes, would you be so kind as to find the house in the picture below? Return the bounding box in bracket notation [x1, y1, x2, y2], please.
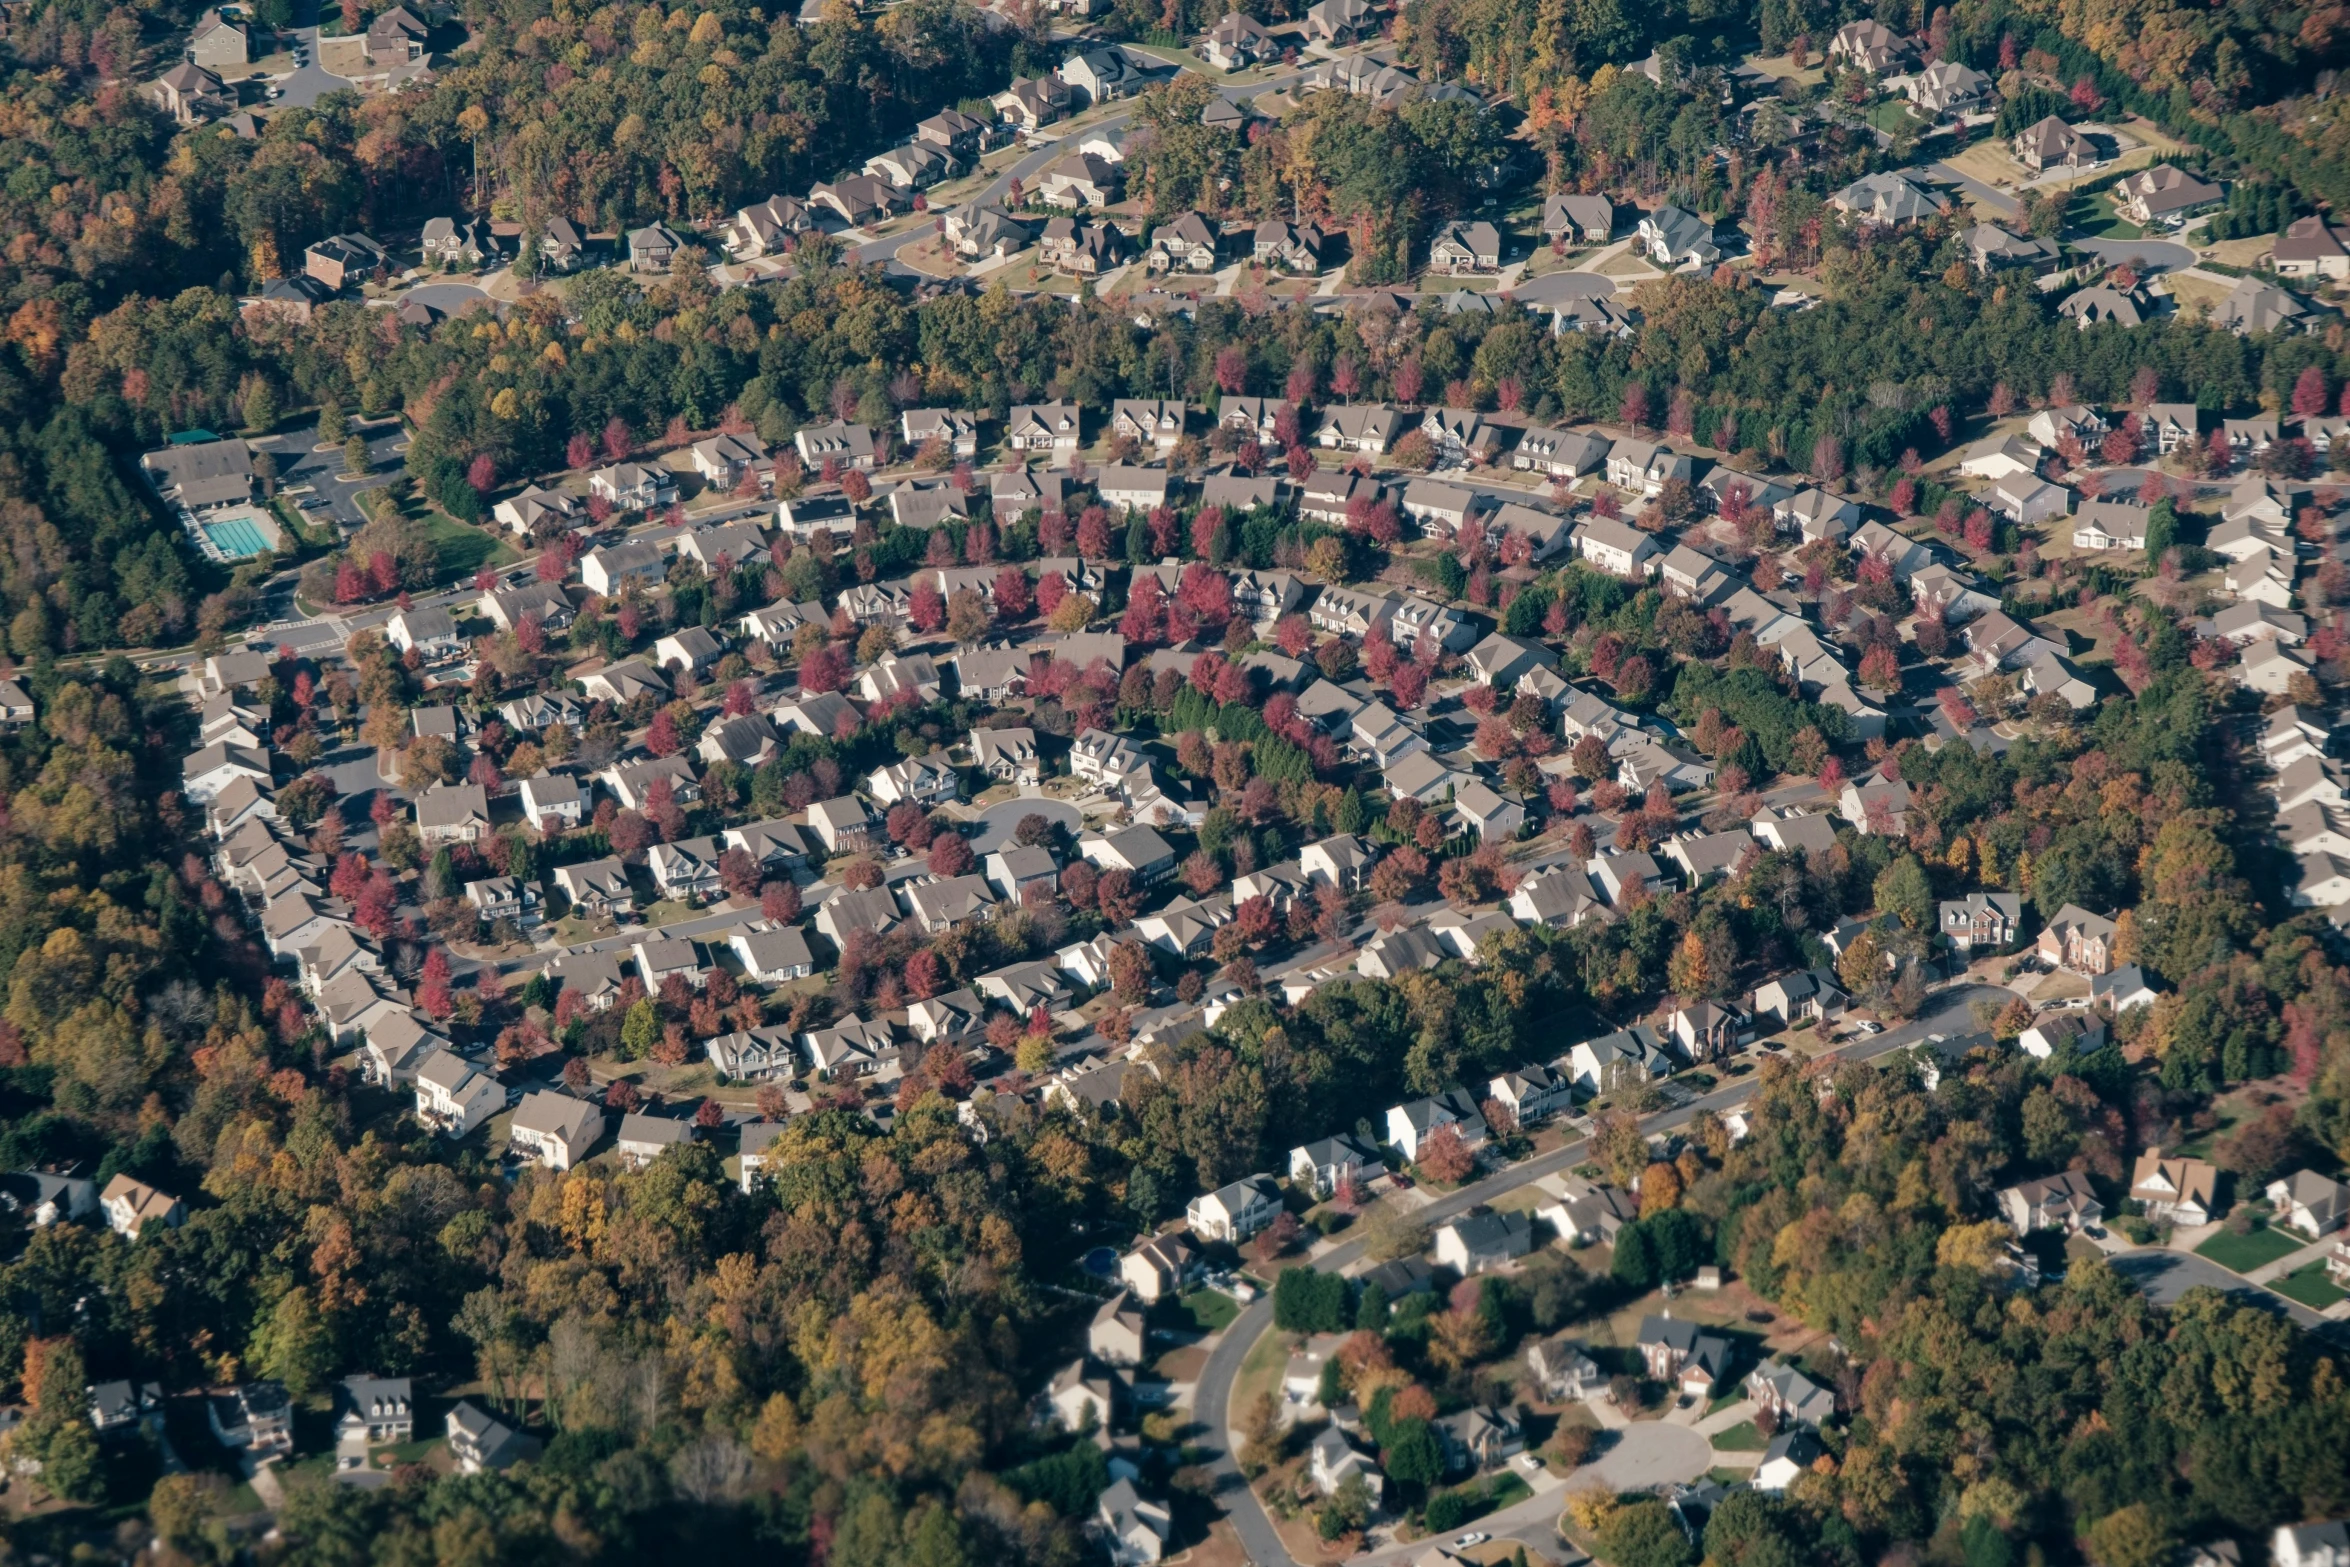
[1080, 824, 1178, 883]
[1526, 1334, 1604, 1401]
[2000, 1170, 2104, 1235]
[1965, 223, 2061, 275]
[1120, 1232, 1202, 1303]
[1662, 829, 1755, 885]
[992, 75, 1074, 131]
[385, 605, 461, 662]
[1637, 1313, 1732, 1395]
[1755, 1430, 1823, 1494]
[801, 1015, 898, 1081]
[1097, 1478, 1172, 1566]
[864, 141, 956, 191]
[1514, 426, 1612, 480]
[1453, 782, 1525, 844]
[2215, 276, 2311, 336]
[207, 1381, 293, 1459]
[181, 741, 272, 803]
[967, 726, 1041, 787]
[1252, 219, 1328, 272]
[2276, 1523, 2350, 1567]
[188, 9, 252, 69]
[1542, 194, 1616, 244]
[503, 1091, 600, 1171]
[1746, 1364, 1836, 1429]
[1219, 395, 1293, 441]
[1606, 438, 1696, 497]
[1938, 891, 2022, 951]
[1385, 1089, 1489, 1161]
[2273, 215, 2350, 281]
[448, 1401, 542, 1474]
[2018, 1010, 2106, 1061]
[414, 784, 491, 848]
[1510, 866, 1600, 929]
[1574, 516, 1660, 579]
[915, 107, 991, 158]
[707, 1022, 799, 1081]
[1289, 1134, 1381, 1197]
[0, 1170, 95, 1228]
[1433, 1405, 1525, 1474]
[1429, 219, 1502, 274]
[1637, 205, 1720, 267]
[2037, 904, 2117, 975]
[1315, 404, 1404, 454]
[1669, 1001, 1748, 1061]
[2090, 964, 2159, 1013]
[1087, 1290, 1148, 1367]
[146, 61, 234, 123]
[1839, 776, 1912, 836]
[807, 174, 908, 227]
[2013, 115, 2097, 174]
[2072, 499, 2151, 552]
[413, 1046, 503, 1139]
[1003, 401, 1083, 454]
[1308, 1426, 1385, 1507]
[1989, 474, 2073, 527]
[100, 1174, 184, 1240]
[1828, 17, 1907, 71]
[1303, 0, 1376, 41]
[1186, 1173, 1282, 1243]
[722, 194, 814, 260]
[1751, 970, 1847, 1030]
[1356, 923, 1449, 980]
[465, 876, 539, 928]
[1589, 849, 1667, 907]
[792, 420, 877, 473]
[893, 409, 980, 465]
[1146, 211, 1221, 274]
[1833, 171, 1950, 226]
[1059, 44, 1147, 104]
[1434, 1209, 1535, 1274]
[333, 1376, 414, 1462]
[1899, 58, 1991, 116]
[2267, 1171, 2350, 1238]
[89, 1380, 165, 1440]
[2130, 1148, 2220, 1226]
[1199, 10, 1273, 67]
[613, 1113, 693, 1171]
[1300, 834, 1375, 891]
[2114, 164, 2223, 226]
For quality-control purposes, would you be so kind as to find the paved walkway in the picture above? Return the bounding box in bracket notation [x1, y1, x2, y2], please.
[1694, 1398, 1757, 1436]
[2240, 1232, 2334, 1285]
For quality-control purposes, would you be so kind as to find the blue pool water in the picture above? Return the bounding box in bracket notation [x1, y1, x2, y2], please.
[1081, 1246, 1118, 1278]
[204, 517, 274, 558]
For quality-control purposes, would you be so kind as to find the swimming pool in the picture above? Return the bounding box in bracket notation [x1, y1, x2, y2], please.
[203, 515, 276, 559]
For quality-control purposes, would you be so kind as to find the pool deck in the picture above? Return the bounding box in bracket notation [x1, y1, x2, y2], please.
[186, 503, 287, 563]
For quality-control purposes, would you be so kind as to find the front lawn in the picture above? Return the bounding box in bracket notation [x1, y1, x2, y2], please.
[2271, 1262, 2348, 1310]
[2194, 1223, 2303, 1275]
[1165, 1285, 1240, 1335]
[421, 512, 515, 580]
[1710, 1420, 1768, 1452]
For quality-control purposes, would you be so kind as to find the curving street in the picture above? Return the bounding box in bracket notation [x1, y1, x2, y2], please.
[1187, 982, 2017, 1567]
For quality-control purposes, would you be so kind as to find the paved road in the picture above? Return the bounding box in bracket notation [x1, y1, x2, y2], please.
[2107, 1246, 2332, 1332]
[2072, 237, 2196, 273]
[1188, 982, 2013, 1567]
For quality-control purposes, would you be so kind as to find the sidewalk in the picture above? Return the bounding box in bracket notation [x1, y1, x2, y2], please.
[2242, 1232, 2334, 1285]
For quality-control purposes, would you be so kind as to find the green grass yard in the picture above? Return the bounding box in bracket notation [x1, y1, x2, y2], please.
[1167, 1286, 1240, 1335]
[421, 513, 516, 580]
[2271, 1263, 2347, 1310]
[2194, 1224, 2303, 1275]
[1710, 1420, 1768, 1452]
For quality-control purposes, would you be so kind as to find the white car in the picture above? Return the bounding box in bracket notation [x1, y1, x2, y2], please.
[1453, 1535, 1488, 1550]
[1513, 1452, 1544, 1474]
[1849, 1021, 1881, 1037]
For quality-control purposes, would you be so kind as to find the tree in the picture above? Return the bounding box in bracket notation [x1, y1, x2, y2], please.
[1381, 1417, 1445, 1488]
[1873, 854, 1933, 931]
[1598, 1498, 1698, 1567]
[1362, 1206, 1431, 1261]
[1417, 1124, 1474, 1183]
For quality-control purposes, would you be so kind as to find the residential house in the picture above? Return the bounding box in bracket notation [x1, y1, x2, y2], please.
[2013, 115, 2098, 174]
[1637, 205, 1720, 267]
[2038, 904, 2117, 975]
[1828, 17, 1906, 71]
[615, 1113, 693, 1171]
[1384, 1089, 1489, 1161]
[1637, 1313, 1733, 1396]
[1542, 194, 1616, 244]
[1939, 891, 2022, 951]
[2273, 215, 2350, 281]
[1433, 1405, 1525, 1474]
[1088, 1291, 1148, 1368]
[2000, 1170, 2105, 1235]
[992, 75, 1074, 131]
[1429, 219, 1503, 273]
[551, 858, 634, 919]
[146, 61, 235, 123]
[1746, 1364, 1837, 1429]
[792, 420, 877, 472]
[1315, 403, 1404, 454]
[506, 1091, 605, 1169]
[100, 1175, 184, 1240]
[2130, 1148, 2220, 1225]
[625, 223, 682, 272]
[722, 194, 814, 260]
[1434, 1209, 1535, 1274]
[1606, 438, 1696, 497]
[1289, 1134, 1381, 1197]
[2114, 164, 2223, 226]
[2018, 1010, 2107, 1060]
[1120, 1232, 1202, 1302]
[1004, 401, 1083, 454]
[1756, 1430, 1824, 1494]
[333, 1376, 414, 1462]
[1750, 970, 1847, 1030]
[1526, 1334, 1604, 1401]
[1199, 10, 1272, 67]
[1097, 1478, 1172, 1566]
[1539, 1179, 1642, 1244]
[1574, 516, 1661, 578]
[207, 1381, 293, 1459]
[1839, 776, 1913, 836]
[1185, 1173, 1282, 1243]
[2267, 1170, 2350, 1238]
[2091, 964, 2161, 1013]
[448, 1402, 542, 1474]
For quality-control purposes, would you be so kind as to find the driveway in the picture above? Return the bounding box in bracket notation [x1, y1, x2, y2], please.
[966, 795, 1082, 853]
[1921, 161, 2020, 219]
